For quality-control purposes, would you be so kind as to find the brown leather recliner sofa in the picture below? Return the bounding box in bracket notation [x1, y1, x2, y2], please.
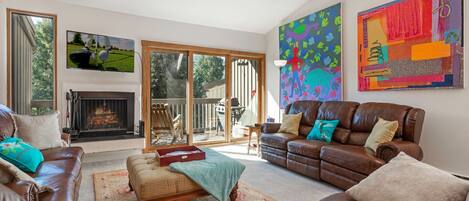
[260, 101, 425, 192]
[0, 104, 84, 201]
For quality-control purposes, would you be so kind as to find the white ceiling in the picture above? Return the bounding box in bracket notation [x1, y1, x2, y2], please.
[57, 0, 309, 34]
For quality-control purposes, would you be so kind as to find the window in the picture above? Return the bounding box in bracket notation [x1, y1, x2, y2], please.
[7, 9, 57, 115]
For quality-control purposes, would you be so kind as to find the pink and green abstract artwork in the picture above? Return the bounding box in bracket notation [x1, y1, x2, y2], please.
[279, 3, 342, 108]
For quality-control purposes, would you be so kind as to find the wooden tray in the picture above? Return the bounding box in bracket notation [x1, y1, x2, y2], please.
[156, 146, 205, 166]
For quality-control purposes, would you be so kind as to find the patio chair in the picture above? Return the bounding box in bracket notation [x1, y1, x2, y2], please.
[151, 103, 184, 144]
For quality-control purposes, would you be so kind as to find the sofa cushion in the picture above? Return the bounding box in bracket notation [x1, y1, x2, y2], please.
[320, 145, 385, 175]
[346, 152, 469, 201]
[41, 147, 84, 162]
[278, 113, 302, 135]
[0, 137, 44, 173]
[351, 103, 410, 139]
[260, 133, 303, 150]
[364, 118, 398, 152]
[12, 112, 64, 150]
[347, 132, 370, 146]
[307, 120, 339, 143]
[317, 101, 359, 129]
[288, 139, 332, 159]
[287, 100, 322, 126]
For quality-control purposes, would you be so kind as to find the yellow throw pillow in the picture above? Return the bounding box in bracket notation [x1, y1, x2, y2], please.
[365, 118, 398, 152]
[277, 113, 303, 135]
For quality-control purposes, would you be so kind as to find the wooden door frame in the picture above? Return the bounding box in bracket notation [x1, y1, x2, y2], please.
[142, 41, 265, 151]
[6, 8, 58, 110]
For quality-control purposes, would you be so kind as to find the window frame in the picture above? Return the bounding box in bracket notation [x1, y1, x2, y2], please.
[6, 8, 58, 111]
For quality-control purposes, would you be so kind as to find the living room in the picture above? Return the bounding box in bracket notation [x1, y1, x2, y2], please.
[0, 0, 468, 201]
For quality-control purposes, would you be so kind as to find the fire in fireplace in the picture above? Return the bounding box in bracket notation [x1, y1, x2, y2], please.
[86, 100, 123, 130]
[67, 91, 136, 142]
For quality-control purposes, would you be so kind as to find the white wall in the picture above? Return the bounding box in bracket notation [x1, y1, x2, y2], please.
[0, 0, 265, 151]
[265, 0, 469, 177]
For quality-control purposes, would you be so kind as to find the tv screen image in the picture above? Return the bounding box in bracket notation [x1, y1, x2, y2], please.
[66, 31, 135, 72]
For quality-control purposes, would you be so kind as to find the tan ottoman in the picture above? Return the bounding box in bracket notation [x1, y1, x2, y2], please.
[127, 153, 238, 201]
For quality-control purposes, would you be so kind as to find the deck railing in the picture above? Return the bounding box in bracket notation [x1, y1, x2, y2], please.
[152, 98, 221, 133]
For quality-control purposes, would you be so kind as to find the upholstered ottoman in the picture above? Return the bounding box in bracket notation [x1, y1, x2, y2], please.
[127, 153, 238, 201]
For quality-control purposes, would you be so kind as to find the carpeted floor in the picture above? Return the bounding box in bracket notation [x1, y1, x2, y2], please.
[79, 143, 341, 201]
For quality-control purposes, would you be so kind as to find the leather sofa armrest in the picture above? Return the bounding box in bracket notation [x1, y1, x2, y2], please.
[261, 123, 281, 133]
[61, 133, 71, 146]
[5, 180, 39, 201]
[376, 140, 423, 163]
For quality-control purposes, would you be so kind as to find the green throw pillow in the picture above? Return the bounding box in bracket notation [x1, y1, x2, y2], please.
[0, 137, 44, 173]
[307, 120, 339, 143]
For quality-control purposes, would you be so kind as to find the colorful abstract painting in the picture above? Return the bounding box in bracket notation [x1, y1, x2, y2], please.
[358, 0, 464, 91]
[279, 3, 342, 108]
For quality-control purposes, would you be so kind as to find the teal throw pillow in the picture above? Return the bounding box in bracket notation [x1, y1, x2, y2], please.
[0, 137, 44, 173]
[306, 120, 339, 143]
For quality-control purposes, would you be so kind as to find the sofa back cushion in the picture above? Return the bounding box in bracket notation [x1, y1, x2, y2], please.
[349, 103, 411, 145]
[0, 105, 14, 138]
[316, 101, 359, 143]
[286, 101, 322, 136]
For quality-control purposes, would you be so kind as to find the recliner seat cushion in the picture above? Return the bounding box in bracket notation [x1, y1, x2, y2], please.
[288, 139, 332, 159]
[260, 133, 303, 150]
[320, 145, 385, 175]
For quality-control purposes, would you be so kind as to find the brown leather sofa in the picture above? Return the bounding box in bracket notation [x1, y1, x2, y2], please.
[0, 104, 84, 201]
[260, 101, 425, 192]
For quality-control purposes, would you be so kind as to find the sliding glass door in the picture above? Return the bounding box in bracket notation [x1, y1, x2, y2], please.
[230, 58, 261, 140]
[192, 54, 227, 143]
[149, 50, 189, 147]
[142, 41, 265, 150]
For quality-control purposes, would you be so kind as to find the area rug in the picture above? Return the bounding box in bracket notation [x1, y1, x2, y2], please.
[93, 169, 275, 201]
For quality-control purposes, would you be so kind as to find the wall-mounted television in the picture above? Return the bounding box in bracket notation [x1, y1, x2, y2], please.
[66, 30, 135, 72]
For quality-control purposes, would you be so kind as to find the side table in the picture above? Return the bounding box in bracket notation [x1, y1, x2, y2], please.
[247, 124, 262, 156]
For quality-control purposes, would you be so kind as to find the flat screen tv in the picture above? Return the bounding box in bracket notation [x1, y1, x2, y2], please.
[66, 30, 135, 72]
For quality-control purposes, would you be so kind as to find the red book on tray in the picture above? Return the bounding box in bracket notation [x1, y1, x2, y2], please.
[156, 146, 205, 166]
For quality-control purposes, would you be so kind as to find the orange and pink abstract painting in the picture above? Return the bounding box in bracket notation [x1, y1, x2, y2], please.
[358, 0, 463, 91]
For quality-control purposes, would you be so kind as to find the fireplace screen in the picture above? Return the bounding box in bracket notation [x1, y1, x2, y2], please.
[81, 99, 127, 131]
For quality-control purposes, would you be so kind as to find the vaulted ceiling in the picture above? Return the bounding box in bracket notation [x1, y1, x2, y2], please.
[57, 0, 309, 34]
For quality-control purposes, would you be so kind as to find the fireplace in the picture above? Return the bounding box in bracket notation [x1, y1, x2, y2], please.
[68, 91, 137, 142]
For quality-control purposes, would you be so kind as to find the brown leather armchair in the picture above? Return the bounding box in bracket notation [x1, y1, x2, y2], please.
[0, 104, 84, 201]
[260, 101, 425, 190]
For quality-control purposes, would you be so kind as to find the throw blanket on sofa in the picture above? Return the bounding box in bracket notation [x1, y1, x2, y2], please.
[170, 148, 245, 201]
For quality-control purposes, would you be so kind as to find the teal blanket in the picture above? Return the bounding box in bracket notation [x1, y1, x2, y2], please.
[169, 148, 245, 201]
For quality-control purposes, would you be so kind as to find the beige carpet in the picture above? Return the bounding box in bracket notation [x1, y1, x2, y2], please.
[93, 169, 275, 201]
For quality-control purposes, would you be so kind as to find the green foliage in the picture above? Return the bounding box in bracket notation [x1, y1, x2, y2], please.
[150, 54, 225, 99]
[151, 52, 188, 99]
[193, 55, 225, 98]
[72, 32, 84, 45]
[32, 19, 54, 101]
